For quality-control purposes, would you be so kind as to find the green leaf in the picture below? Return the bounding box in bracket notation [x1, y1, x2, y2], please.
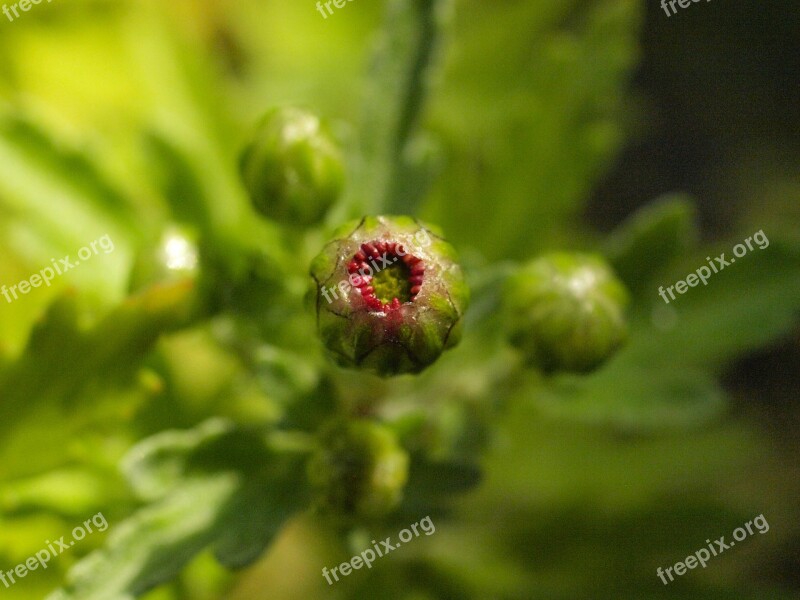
[356, 0, 452, 214]
[47, 476, 239, 600]
[0, 114, 139, 349]
[401, 459, 482, 515]
[0, 115, 140, 251]
[636, 236, 800, 370]
[0, 468, 113, 518]
[211, 472, 298, 569]
[122, 419, 232, 501]
[534, 360, 726, 430]
[425, 0, 642, 258]
[142, 132, 212, 231]
[49, 420, 308, 599]
[605, 194, 699, 296]
[0, 281, 196, 434]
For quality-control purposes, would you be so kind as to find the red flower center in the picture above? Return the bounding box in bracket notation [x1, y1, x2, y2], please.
[347, 240, 425, 311]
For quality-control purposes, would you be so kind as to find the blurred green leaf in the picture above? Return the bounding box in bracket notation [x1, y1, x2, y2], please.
[0, 281, 196, 434]
[50, 419, 308, 599]
[48, 475, 239, 600]
[606, 194, 699, 296]
[638, 237, 800, 370]
[0, 115, 140, 241]
[0, 114, 138, 349]
[0, 468, 111, 518]
[426, 0, 642, 258]
[355, 0, 452, 215]
[535, 360, 726, 430]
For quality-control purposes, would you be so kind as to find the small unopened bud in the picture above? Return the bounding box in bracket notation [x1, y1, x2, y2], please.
[310, 216, 469, 376]
[307, 420, 409, 518]
[240, 107, 344, 226]
[503, 253, 629, 373]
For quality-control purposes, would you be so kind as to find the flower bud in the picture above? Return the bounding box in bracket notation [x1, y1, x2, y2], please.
[310, 216, 469, 376]
[503, 253, 629, 373]
[240, 107, 344, 226]
[307, 420, 409, 518]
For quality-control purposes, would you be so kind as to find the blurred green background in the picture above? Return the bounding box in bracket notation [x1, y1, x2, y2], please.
[0, 0, 798, 598]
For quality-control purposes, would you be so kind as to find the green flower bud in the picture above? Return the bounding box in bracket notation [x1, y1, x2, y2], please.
[503, 253, 629, 373]
[240, 107, 344, 226]
[310, 216, 469, 376]
[307, 420, 409, 518]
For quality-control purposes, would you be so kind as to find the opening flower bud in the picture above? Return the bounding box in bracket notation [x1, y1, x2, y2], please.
[503, 253, 629, 373]
[307, 420, 409, 518]
[240, 107, 344, 226]
[310, 216, 469, 376]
